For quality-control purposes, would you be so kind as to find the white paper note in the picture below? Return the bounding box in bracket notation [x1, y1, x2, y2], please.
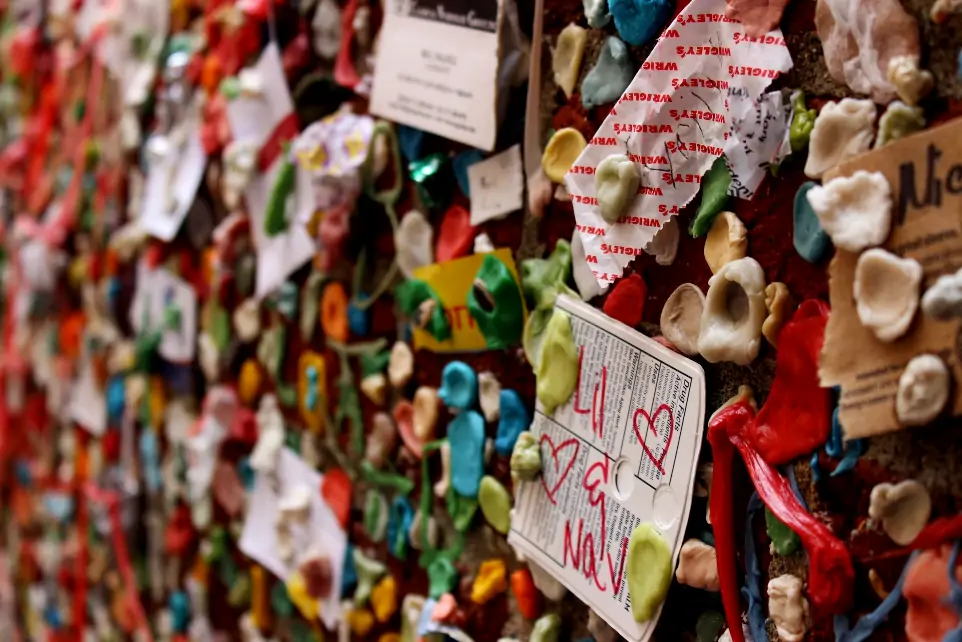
[370, 0, 502, 150]
[68, 357, 106, 436]
[129, 263, 198, 363]
[468, 144, 524, 224]
[139, 119, 207, 242]
[564, 0, 792, 286]
[724, 89, 794, 199]
[508, 295, 706, 642]
[225, 44, 316, 299]
[239, 448, 347, 629]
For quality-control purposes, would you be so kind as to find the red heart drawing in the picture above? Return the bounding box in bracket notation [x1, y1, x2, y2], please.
[632, 403, 675, 475]
[539, 434, 581, 505]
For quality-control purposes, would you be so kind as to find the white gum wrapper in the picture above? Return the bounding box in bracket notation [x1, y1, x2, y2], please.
[564, 0, 793, 287]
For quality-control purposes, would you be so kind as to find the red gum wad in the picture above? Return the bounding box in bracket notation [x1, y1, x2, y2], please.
[602, 273, 647, 327]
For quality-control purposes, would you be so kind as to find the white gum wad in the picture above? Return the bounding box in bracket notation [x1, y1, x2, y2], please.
[806, 170, 892, 252]
[698, 257, 767, 365]
[854, 248, 922, 342]
[896, 354, 950, 427]
[804, 99, 876, 179]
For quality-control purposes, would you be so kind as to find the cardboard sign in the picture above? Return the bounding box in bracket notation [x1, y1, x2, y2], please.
[411, 248, 526, 352]
[820, 116, 962, 439]
[369, 0, 502, 150]
[508, 295, 706, 642]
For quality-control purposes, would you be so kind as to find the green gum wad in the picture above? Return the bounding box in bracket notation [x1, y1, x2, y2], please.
[445, 485, 479, 532]
[478, 475, 512, 534]
[531, 614, 562, 642]
[361, 349, 391, 377]
[689, 155, 731, 237]
[875, 101, 925, 148]
[626, 522, 672, 623]
[789, 91, 816, 153]
[522, 241, 577, 366]
[427, 556, 458, 599]
[510, 431, 542, 481]
[765, 507, 800, 556]
[353, 548, 387, 605]
[396, 279, 452, 342]
[535, 309, 579, 415]
[466, 254, 526, 350]
[521, 240, 574, 310]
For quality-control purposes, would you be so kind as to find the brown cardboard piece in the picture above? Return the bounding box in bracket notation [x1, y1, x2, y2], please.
[820, 117, 962, 439]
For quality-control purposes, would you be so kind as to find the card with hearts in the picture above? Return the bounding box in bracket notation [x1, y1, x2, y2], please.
[507, 294, 706, 642]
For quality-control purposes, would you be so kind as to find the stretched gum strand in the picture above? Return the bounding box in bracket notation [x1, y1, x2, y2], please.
[708, 401, 854, 642]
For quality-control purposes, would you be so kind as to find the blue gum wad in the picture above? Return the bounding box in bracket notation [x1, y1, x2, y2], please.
[387, 496, 415, 560]
[453, 149, 484, 196]
[536, 309, 579, 415]
[609, 0, 672, 46]
[398, 125, 426, 161]
[448, 410, 486, 498]
[494, 389, 529, 455]
[581, 37, 635, 110]
[438, 361, 478, 410]
[341, 543, 358, 594]
[348, 294, 370, 336]
[794, 182, 831, 263]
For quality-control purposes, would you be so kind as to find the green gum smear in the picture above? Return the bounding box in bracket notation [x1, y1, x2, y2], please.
[467, 254, 525, 350]
[396, 279, 451, 342]
[535, 309, 579, 415]
[627, 522, 672, 623]
[689, 156, 731, 237]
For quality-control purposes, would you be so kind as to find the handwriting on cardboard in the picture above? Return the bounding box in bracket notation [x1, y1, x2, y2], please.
[820, 117, 962, 439]
[564, 0, 792, 287]
[508, 295, 705, 642]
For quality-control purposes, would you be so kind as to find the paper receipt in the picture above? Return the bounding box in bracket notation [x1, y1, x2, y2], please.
[508, 295, 705, 642]
[564, 0, 792, 286]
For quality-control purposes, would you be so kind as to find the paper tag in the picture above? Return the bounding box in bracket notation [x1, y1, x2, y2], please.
[226, 45, 316, 299]
[508, 295, 705, 642]
[129, 263, 198, 363]
[245, 160, 317, 299]
[225, 44, 296, 145]
[564, 0, 792, 286]
[369, 0, 502, 150]
[820, 117, 962, 438]
[411, 248, 527, 352]
[139, 118, 207, 242]
[68, 356, 106, 436]
[724, 89, 793, 199]
[239, 448, 347, 629]
[468, 144, 524, 224]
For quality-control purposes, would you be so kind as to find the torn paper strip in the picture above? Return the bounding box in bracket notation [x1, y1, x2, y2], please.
[564, 0, 792, 286]
[725, 89, 794, 199]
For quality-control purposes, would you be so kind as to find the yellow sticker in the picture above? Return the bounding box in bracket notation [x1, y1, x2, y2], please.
[411, 248, 527, 353]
